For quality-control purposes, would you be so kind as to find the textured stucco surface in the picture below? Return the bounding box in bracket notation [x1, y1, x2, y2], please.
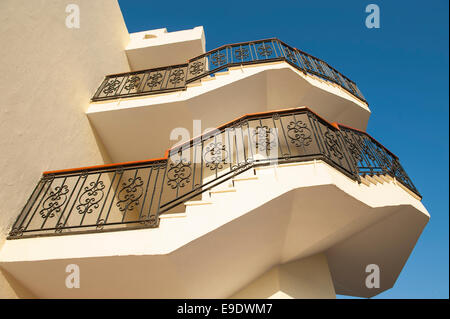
[0, 0, 130, 297]
[230, 253, 336, 299]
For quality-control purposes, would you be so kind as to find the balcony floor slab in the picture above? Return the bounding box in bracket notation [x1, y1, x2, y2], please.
[0, 161, 428, 298]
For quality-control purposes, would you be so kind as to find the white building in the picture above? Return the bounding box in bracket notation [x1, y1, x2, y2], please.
[0, 0, 429, 298]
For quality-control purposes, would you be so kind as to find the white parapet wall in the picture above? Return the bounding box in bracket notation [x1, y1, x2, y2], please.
[126, 26, 206, 70]
[231, 253, 336, 299]
[0, 0, 131, 298]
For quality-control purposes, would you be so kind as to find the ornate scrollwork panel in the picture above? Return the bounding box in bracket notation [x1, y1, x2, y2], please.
[300, 55, 313, 70]
[146, 72, 164, 89]
[287, 120, 312, 147]
[253, 126, 277, 151]
[189, 61, 205, 76]
[39, 184, 70, 219]
[204, 142, 228, 171]
[343, 134, 363, 164]
[235, 47, 249, 60]
[76, 180, 105, 215]
[362, 141, 377, 162]
[210, 52, 226, 67]
[102, 79, 121, 95]
[116, 176, 144, 212]
[167, 160, 192, 189]
[124, 75, 141, 91]
[284, 47, 295, 62]
[257, 44, 273, 58]
[324, 131, 344, 159]
[168, 69, 185, 85]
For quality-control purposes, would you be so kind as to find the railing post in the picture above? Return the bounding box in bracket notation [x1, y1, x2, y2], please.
[335, 128, 361, 182]
[8, 176, 47, 238]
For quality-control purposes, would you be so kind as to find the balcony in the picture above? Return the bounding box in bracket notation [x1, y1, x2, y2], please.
[9, 107, 419, 239]
[86, 39, 371, 162]
[88, 39, 371, 163]
[92, 38, 366, 104]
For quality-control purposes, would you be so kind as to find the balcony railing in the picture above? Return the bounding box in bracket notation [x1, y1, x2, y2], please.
[91, 38, 366, 103]
[9, 107, 418, 239]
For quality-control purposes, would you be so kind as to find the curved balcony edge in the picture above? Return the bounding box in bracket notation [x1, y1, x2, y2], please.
[91, 38, 367, 104]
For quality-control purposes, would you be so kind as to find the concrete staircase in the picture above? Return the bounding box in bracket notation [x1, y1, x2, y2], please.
[159, 162, 422, 225]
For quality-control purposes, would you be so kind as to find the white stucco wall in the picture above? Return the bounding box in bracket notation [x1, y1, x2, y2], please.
[230, 253, 336, 299]
[126, 26, 206, 70]
[0, 0, 130, 297]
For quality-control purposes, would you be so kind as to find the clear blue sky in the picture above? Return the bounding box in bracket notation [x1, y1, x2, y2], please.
[117, 0, 449, 299]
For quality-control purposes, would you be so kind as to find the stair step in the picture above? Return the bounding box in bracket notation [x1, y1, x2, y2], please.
[201, 76, 215, 82]
[372, 175, 385, 184]
[380, 174, 394, 183]
[229, 66, 243, 71]
[184, 200, 213, 206]
[160, 213, 187, 219]
[364, 175, 378, 185]
[209, 188, 237, 194]
[214, 70, 230, 77]
[233, 176, 259, 182]
[186, 81, 202, 88]
[360, 174, 394, 187]
[360, 177, 371, 186]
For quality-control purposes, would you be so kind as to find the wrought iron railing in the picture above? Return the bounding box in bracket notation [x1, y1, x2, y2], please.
[91, 38, 366, 103]
[9, 108, 417, 239]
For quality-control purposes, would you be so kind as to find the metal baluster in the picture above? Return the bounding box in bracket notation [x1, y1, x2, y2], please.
[226, 127, 233, 171]
[306, 113, 326, 157]
[96, 170, 118, 228]
[246, 120, 255, 162]
[277, 113, 292, 157]
[156, 163, 168, 215]
[55, 174, 82, 232]
[239, 121, 247, 164]
[192, 143, 198, 191]
[145, 163, 162, 221]
[138, 166, 154, 221]
[102, 168, 124, 226]
[336, 130, 358, 177]
[232, 125, 240, 168]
